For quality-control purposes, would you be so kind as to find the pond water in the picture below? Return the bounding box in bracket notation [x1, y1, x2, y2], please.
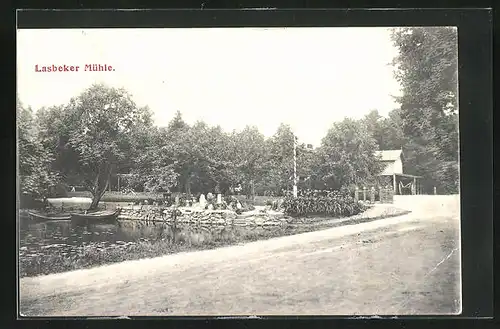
[18, 218, 280, 265]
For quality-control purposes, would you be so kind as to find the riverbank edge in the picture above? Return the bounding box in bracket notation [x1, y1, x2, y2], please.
[20, 206, 410, 278]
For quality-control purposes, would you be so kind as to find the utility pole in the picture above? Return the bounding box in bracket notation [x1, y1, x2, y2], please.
[293, 134, 298, 198]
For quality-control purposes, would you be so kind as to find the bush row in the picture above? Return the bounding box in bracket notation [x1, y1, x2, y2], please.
[282, 194, 366, 217]
[67, 191, 165, 202]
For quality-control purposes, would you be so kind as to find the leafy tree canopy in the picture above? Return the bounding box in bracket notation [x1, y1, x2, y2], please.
[391, 27, 459, 193]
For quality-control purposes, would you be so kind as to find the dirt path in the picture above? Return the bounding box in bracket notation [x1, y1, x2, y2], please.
[20, 204, 460, 317]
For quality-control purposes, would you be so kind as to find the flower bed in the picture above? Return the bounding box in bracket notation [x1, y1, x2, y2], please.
[282, 194, 366, 218]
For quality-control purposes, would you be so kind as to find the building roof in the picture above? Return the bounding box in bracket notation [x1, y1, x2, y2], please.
[374, 149, 403, 162]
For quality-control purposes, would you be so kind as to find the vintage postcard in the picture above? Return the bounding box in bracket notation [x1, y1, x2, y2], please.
[17, 26, 461, 317]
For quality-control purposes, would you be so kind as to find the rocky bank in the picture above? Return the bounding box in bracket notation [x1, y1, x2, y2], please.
[118, 205, 292, 227]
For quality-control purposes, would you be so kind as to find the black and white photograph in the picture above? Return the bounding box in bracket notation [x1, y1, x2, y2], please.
[17, 25, 461, 317]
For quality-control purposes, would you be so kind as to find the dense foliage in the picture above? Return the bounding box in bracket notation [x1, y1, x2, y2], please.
[17, 99, 59, 199]
[283, 191, 365, 218]
[391, 27, 459, 193]
[315, 119, 384, 190]
[36, 84, 156, 209]
[19, 85, 388, 208]
[18, 28, 460, 209]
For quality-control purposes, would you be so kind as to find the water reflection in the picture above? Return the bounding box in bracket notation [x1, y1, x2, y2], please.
[19, 218, 276, 263]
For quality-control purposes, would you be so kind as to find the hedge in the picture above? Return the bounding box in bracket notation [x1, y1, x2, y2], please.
[282, 194, 366, 217]
[67, 191, 165, 202]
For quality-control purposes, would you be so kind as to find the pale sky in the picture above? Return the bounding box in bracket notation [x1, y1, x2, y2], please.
[17, 27, 401, 146]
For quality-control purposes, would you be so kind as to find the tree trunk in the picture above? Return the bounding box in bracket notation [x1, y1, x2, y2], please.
[251, 179, 255, 201]
[185, 177, 191, 195]
[88, 165, 111, 210]
[89, 193, 100, 210]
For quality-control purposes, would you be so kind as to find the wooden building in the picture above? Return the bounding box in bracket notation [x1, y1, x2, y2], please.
[374, 149, 423, 195]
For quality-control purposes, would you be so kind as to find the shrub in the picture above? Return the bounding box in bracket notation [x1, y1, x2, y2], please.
[240, 200, 255, 212]
[269, 199, 284, 211]
[204, 197, 228, 210]
[282, 193, 366, 217]
[225, 196, 241, 210]
[213, 202, 228, 210]
[178, 194, 190, 207]
[224, 195, 235, 205]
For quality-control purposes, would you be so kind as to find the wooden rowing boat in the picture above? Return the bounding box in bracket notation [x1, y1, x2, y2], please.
[27, 211, 71, 221]
[70, 209, 120, 224]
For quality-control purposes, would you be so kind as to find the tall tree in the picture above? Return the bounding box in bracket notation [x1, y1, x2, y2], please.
[316, 118, 383, 190]
[158, 111, 191, 193]
[362, 109, 405, 150]
[17, 99, 59, 200]
[128, 124, 179, 193]
[264, 124, 296, 195]
[204, 125, 236, 193]
[295, 143, 320, 192]
[391, 27, 459, 193]
[39, 84, 151, 209]
[380, 109, 405, 150]
[362, 110, 385, 147]
[232, 125, 268, 199]
[167, 110, 189, 132]
[185, 123, 235, 194]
